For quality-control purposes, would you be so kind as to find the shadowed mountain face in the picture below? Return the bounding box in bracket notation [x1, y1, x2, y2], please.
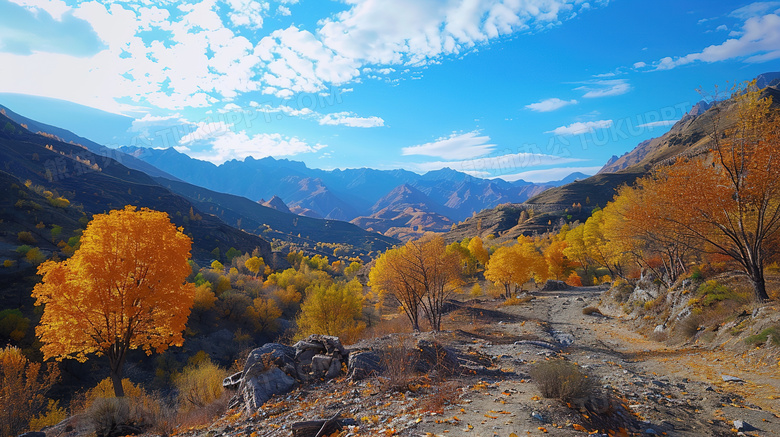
[0, 110, 274, 265]
[119, 146, 582, 236]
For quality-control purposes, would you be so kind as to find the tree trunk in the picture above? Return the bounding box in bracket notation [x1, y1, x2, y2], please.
[750, 273, 770, 302]
[110, 367, 125, 397]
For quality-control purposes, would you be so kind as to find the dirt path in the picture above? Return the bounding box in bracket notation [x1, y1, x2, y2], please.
[417, 287, 780, 436]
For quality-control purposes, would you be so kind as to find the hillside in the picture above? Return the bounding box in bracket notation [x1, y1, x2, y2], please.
[155, 177, 398, 257]
[0, 110, 274, 265]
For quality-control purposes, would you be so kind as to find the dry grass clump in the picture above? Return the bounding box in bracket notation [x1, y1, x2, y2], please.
[529, 359, 595, 402]
[416, 380, 460, 414]
[582, 306, 602, 316]
[501, 295, 534, 306]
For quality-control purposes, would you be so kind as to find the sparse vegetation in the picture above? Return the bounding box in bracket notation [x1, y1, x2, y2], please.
[529, 359, 595, 402]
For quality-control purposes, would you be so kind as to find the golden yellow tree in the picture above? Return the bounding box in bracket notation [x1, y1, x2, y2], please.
[485, 240, 547, 298]
[468, 236, 490, 267]
[244, 256, 265, 277]
[32, 206, 195, 397]
[296, 279, 365, 340]
[370, 236, 461, 331]
[544, 239, 574, 281]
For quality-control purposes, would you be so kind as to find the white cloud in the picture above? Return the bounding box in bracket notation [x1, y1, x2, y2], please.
[632, 61, 646, 68]
[546, 119, 613, 136]
[575, 79, 631, 98]
[402, 131, 495, 160]
[636, 119, 679, 128]
[180, 120, 233, 144]
[408, 152, 587, 175]
[318, 111, 385, 128]
[189, 130, 325, 164]
[652, 13, 780, 70]
[8, 0, 70, 20]
[730, 2, 780, 19]
[525, 97, 577, 112]
[498, 166, 603, 183]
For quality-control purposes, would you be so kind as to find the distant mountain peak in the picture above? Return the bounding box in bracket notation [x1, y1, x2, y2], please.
[261, 195, 291, 214]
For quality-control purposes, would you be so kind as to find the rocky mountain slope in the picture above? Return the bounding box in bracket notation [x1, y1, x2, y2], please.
[0, 110, 274, 265]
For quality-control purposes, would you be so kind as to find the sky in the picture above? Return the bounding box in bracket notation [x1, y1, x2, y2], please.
[1, 0, 779, 182]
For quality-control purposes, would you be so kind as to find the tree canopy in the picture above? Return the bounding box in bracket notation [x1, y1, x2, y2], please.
[32, 206, 195, 397]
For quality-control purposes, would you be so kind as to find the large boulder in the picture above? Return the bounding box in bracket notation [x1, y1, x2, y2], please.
[293, 335, 347, 381]
[347, 351, 384, 381]
[225, 343, 297, 411]
[226, 336, 349, 412]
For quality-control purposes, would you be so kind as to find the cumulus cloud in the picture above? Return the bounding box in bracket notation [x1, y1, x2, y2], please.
[545, 119, 613, 136]
[402, 131, 496, 160]
[525, 97, 578, 112]
[189, 130, 326, 164]
[575, 79, 631, 98]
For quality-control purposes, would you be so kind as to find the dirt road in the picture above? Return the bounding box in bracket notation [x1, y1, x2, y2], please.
[417, 286, 780, 436]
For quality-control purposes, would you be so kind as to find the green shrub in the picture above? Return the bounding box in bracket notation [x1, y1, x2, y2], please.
[690, 267, 703, 281]
[51, 225, 62, 238]
[15, 245, 32, 255]
[745, 326, 780, 347]
[697, 280, 747, 306]
[529, 359, 594, 402]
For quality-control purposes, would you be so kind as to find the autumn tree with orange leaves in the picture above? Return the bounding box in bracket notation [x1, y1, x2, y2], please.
[485, 238, 547, 298]
[631, 83, 779, 301]
[33, 206, 195, 397]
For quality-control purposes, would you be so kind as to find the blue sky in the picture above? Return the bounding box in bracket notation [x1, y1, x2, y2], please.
[1, 0, 779, 182]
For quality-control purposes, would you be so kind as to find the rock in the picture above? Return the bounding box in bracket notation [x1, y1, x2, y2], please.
[348, 351, 384, 381]
[644, 428, 657, 435]
[311, 354, 333, 378]
[541, 280, 571, 291]
[227, 343, 299, 412]
[18, 433, 46, 437]
[294, 335, 347, 381]
[653, 325, 666, 334]
[733, 420, 755, 431]
[721, 374, 745, 383]
[531, 411, 545, 422]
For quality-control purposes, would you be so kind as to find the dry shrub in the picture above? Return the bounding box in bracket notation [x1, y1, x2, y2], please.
[416, 380, 460, 414]
[529, 359, 595, 402]
[379, 338, 419, 392]
[582, 306, 602, 316]
[501, 295, 534, 306]
[0, 346, 59, 437]
[675, 314, 702, 340]
[174, 392, 231, 429]
[174, 358, 228, 412]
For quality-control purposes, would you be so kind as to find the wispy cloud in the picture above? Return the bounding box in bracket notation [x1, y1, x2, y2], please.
[402, 131, 497, 160]
[575, 79, 631, 98]
[545, 120, 613, 136]
[318, 111, 385, 128]
[498, 166, 603, 183]
[636, 119, 679, 128]
[525, 97, 578, 112]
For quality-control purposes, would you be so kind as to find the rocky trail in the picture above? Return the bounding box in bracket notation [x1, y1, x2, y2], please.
[185, 286, 780, 437]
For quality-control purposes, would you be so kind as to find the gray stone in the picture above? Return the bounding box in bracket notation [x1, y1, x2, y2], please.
[18, 433, 46, 437]
[311, 354, 333, 377]
[348, 350, 384, 381]
[721, 374, 745, 383]
[240, 366, 296, 410]
[733, 420, 755, 431]
[531, 411, 544, 422]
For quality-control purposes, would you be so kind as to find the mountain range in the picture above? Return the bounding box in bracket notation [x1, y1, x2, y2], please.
[120, 145, 588, 238]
